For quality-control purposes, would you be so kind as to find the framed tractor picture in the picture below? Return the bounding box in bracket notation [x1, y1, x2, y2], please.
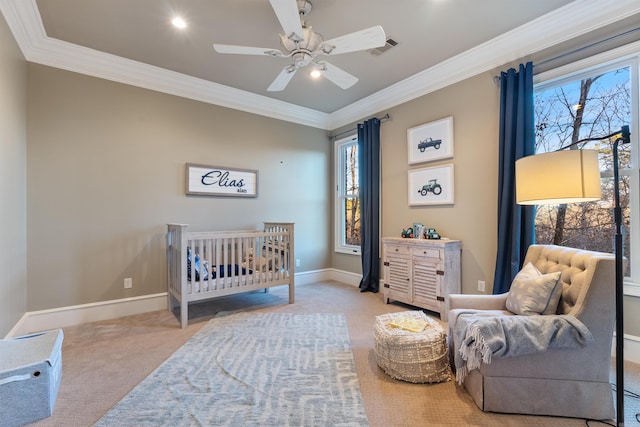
[407, 116, 454, 165]
[408, 164, 454, 206]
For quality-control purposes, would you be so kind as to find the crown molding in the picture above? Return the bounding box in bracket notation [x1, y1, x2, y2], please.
[42, 40, 331, 130]
[1, 0, 639, 131]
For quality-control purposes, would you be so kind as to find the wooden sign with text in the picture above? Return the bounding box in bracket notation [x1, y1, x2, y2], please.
[186, 163, 258, 198]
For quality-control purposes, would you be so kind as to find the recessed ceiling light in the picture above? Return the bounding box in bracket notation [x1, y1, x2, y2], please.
[172, 17, 186, 29]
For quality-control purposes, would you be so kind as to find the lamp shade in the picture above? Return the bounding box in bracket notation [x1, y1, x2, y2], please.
[515, 149, 602, 205]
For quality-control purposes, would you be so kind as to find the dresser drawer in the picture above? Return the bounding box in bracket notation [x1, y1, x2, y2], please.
[385, 244, 410, 256]
[412, 247, 441, 259]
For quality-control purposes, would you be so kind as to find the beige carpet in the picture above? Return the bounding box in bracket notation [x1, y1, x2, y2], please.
[30, 281, 640, 426]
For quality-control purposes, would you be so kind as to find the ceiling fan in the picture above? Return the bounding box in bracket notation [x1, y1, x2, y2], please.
[213, 0, 386, 92]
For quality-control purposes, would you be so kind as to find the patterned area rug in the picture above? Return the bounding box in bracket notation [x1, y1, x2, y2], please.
[94, 312, 368, 426]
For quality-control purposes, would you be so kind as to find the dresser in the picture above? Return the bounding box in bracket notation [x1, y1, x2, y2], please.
[382, 237, 461, 321]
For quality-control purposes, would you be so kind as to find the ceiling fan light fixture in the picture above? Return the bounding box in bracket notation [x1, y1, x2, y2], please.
[171, 16, 186, 29]
[310, 69, 321, 78]
[292, 51, 313, 67]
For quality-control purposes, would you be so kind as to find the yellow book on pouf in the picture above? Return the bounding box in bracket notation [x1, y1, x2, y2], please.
[389, 316, 427, 333]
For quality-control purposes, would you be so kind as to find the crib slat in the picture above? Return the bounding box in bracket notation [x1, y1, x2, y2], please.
[206, 238, 213, 291]
[215, 237, 222, 289]
[197, 239, 203, 292]
[224, 237, 230, 288]
[232, 237, 237, 285]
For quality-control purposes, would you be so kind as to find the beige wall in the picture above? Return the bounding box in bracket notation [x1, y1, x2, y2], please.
[332, 72, 500, 296]
[26, 64, 330, 311]
[0, 13, 28, 336]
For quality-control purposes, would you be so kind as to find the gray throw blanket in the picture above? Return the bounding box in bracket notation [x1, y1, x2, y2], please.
[453, 313, 594, 385]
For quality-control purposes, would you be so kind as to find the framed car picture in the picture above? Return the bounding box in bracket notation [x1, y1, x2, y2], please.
[407, 116, 454, 165]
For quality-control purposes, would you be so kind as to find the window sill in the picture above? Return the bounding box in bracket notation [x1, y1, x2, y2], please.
[335, 247, 361, 256]
[624, 281, 640, 298]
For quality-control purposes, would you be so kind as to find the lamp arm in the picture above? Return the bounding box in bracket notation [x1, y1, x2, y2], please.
[556, 126, 629, 151]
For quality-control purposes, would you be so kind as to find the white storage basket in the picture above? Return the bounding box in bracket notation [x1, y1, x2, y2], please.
[374, 311, 450, 383]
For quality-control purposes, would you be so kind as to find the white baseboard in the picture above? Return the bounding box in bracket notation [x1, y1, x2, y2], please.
[6, 293, 168, 337]
[293, 269, 332, 285]
[614, 334, 640, 364]
[295, 267, 362, 287]
[6, 312, 30, 339]
[328, 268, 362, 287]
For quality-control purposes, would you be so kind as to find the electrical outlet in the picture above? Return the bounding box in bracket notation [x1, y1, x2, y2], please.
[295, 259, 301, 267]
[477, 280, 486, 292]
[124, 277, 132, 289]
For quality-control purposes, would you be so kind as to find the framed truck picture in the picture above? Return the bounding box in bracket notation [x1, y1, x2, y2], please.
[407, 116, 454, 165]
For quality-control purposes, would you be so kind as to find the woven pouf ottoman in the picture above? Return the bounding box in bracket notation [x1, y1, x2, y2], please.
[374, 311, 450, 383]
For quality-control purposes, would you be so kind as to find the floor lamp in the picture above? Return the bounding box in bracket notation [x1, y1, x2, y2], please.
[515, 125, 630, 427]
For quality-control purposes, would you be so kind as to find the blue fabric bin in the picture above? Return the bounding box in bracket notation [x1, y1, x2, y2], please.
[0, 329, 64, 427]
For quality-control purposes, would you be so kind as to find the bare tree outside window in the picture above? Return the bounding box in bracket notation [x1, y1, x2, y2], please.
[335, 139, 361, 250]
[343, 143, 360, 246]
[534, 66, 631, 274]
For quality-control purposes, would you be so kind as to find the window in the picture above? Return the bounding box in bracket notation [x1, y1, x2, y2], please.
[534, 56, 638, 282]
[334, 135, 361, 254]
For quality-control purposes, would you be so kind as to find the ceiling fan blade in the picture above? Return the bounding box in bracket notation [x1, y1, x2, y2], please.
[269, 0, 305, 43]
[213, 44, 285, 57]
[316, 61, 358, 89]
[318, 26, 386, 55]
[267, 66, 298, 91]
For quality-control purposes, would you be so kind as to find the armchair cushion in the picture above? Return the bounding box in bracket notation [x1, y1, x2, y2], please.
[506, 262, 562, 315]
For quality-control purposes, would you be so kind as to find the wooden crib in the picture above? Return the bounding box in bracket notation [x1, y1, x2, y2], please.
[166, 222, 294, 328]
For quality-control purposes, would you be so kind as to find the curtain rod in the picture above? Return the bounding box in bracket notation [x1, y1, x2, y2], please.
[493, 26, 640, 84]
[536, 26, 639, 69]
[329, 113, 391, 141]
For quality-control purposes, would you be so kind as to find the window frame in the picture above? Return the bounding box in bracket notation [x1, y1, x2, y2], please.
[533, 46, 640, 290]
[334, 134, 361, 255]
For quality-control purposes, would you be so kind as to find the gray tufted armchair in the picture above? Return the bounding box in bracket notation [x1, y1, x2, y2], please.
[448, 244, 616, 420]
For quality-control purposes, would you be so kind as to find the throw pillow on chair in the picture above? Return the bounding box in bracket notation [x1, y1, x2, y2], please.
[506, 262, 562, 315]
